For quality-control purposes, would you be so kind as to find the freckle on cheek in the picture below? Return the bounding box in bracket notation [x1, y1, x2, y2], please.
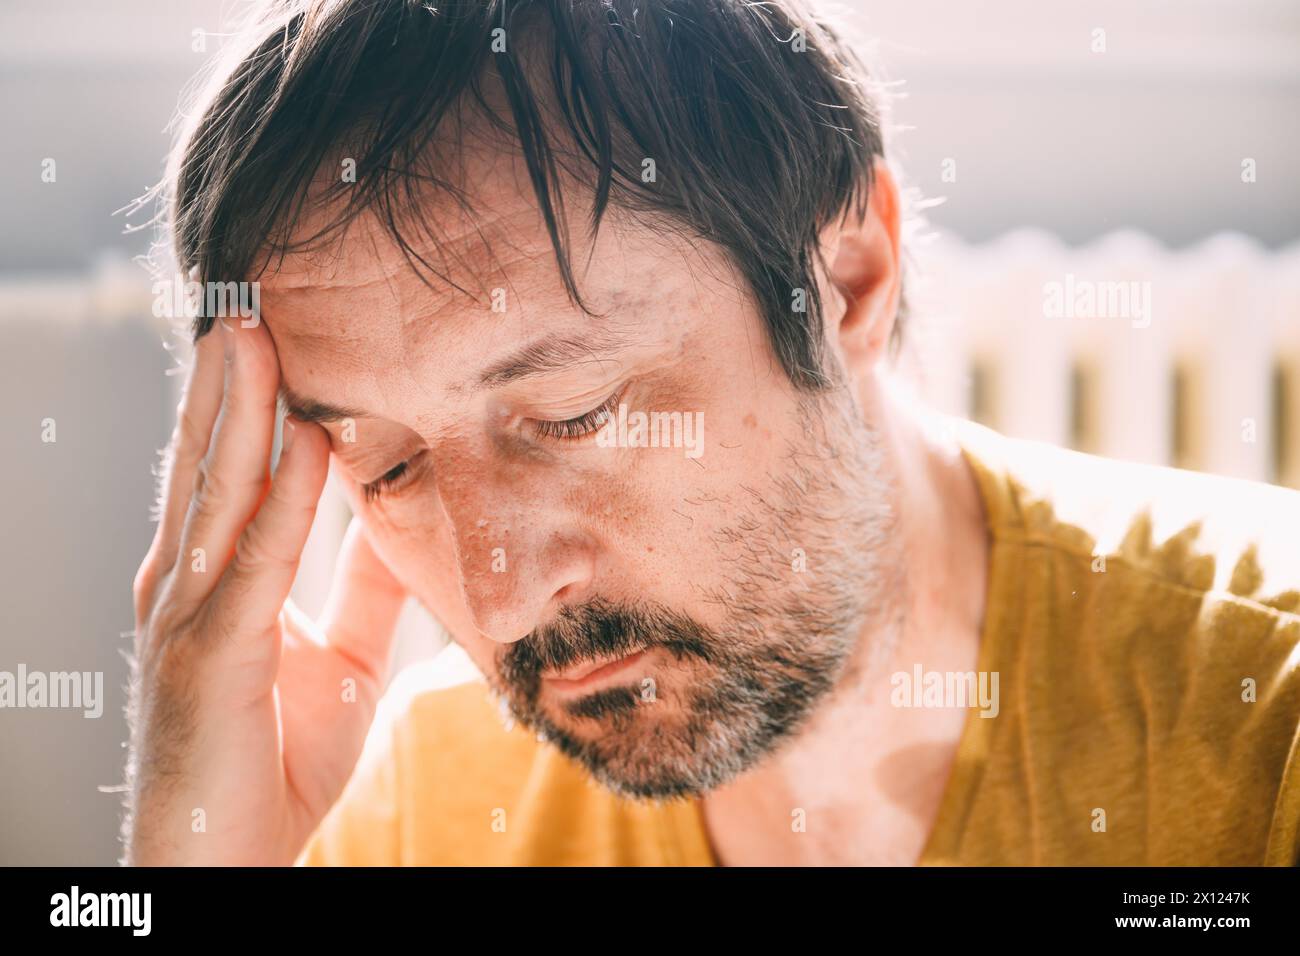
[578, 472, 649, 535]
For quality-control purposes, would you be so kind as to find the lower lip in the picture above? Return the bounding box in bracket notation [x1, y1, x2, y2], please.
[543, 650, 648, 693]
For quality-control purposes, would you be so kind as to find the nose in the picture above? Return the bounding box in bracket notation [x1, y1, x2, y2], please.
[433, 457, 597, 645]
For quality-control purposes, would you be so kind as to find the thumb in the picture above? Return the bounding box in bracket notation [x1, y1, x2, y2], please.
[319, 517, 408, 684]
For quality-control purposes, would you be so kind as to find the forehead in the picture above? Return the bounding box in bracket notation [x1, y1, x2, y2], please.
[251, 150, 748, 424]
[255, 139, 578, 348]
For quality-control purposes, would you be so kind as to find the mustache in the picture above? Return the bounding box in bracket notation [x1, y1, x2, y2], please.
[498, 598, 714, 687]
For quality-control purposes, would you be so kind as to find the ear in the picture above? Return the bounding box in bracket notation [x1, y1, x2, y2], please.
[823, 160, 902, 373]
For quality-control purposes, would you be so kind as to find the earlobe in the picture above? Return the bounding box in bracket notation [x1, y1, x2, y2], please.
[826, 161, 902, 369]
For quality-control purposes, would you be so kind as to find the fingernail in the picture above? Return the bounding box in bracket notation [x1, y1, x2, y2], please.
[282, 417, 297, 453]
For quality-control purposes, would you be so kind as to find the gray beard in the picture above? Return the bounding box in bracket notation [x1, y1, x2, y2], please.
[490, 386, 906, 800]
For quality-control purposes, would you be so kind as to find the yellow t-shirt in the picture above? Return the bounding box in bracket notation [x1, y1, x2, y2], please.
[298, 421, 1300, 866]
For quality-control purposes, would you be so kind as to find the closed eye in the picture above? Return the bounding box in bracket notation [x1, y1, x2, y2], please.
[529, 388, 624, 442]
[363, 388, 623, 502]
[362, 459, 411, 502]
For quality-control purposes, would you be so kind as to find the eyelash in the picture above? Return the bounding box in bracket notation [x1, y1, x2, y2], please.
[529, 388, 623, 442]
[361, 389, 624, 502]
[363, 460, 412, 503]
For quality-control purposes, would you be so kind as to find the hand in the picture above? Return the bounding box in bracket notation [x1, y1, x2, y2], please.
[125, 319, 407, 865]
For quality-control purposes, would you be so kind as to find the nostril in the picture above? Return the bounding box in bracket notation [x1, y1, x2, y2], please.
[551, 580, 586, 605]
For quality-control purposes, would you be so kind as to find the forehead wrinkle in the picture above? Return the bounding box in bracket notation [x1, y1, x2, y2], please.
[263, 181, 536, 287]
[265, 184, 693, 413]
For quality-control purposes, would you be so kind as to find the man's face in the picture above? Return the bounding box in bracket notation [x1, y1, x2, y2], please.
[256, 143, 901, 799]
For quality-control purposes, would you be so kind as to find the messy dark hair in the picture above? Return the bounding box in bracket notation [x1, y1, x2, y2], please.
[153, 0, 899, 389]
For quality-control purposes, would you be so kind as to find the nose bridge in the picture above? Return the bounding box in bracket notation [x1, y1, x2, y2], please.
[431, 442, 594, 644]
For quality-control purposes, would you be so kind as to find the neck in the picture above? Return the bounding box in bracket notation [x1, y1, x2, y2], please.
[700, 376, 991, 865]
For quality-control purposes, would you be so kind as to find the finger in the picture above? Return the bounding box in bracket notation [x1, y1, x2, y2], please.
[172, 319, 281, 606]
[319, 517, 408, 684]
[208, 418, 331, 640]
[149, 329, 226, 575]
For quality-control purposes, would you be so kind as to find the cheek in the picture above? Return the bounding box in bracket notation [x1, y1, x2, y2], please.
[337, 479, 483, 646]
[587, 410, 785, 612]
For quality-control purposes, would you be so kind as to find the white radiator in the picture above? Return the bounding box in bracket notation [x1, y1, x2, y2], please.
[908, 230, 1300, 488]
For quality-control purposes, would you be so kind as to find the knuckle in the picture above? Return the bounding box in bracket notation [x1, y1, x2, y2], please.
[175, 407, 210, 461]
[152, 628, 202, 683]
[190, 449, 267, 520]
[142, 628, 182, 684]
[236, 519, 298, 576]
[190, 455, 228, 513]
[132, 554, 161, 624]
[272, 474, 318, 525]
[134, 597, 199, 687]
[190, 588, 259, 658]
[222, 374, 263, 421]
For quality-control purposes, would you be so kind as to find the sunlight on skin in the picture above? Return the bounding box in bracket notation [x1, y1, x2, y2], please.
[251, 143, 991, 864]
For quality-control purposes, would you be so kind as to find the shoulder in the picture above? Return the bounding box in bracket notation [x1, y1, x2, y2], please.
[951, 420, 1300, 863]
[956, 418, 1300, 617]
[298, 646, 546, 866]
[302, 644, 713, 865]
[372, 644, 548, 793]
[377, 643, 500, 739]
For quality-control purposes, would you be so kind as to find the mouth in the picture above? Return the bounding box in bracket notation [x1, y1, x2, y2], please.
[540, 649, 649, 694]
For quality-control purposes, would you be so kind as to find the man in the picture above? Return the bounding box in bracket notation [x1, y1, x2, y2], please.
[124, 0, 1300, 866]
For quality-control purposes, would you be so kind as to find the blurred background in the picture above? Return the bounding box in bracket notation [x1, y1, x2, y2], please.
[1, 0, 1296, 864]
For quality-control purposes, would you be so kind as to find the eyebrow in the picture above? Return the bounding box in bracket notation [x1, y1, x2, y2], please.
[279, 384, 370, 425]
[476, 329, 635, 389]
[280, 328, 639, 425]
